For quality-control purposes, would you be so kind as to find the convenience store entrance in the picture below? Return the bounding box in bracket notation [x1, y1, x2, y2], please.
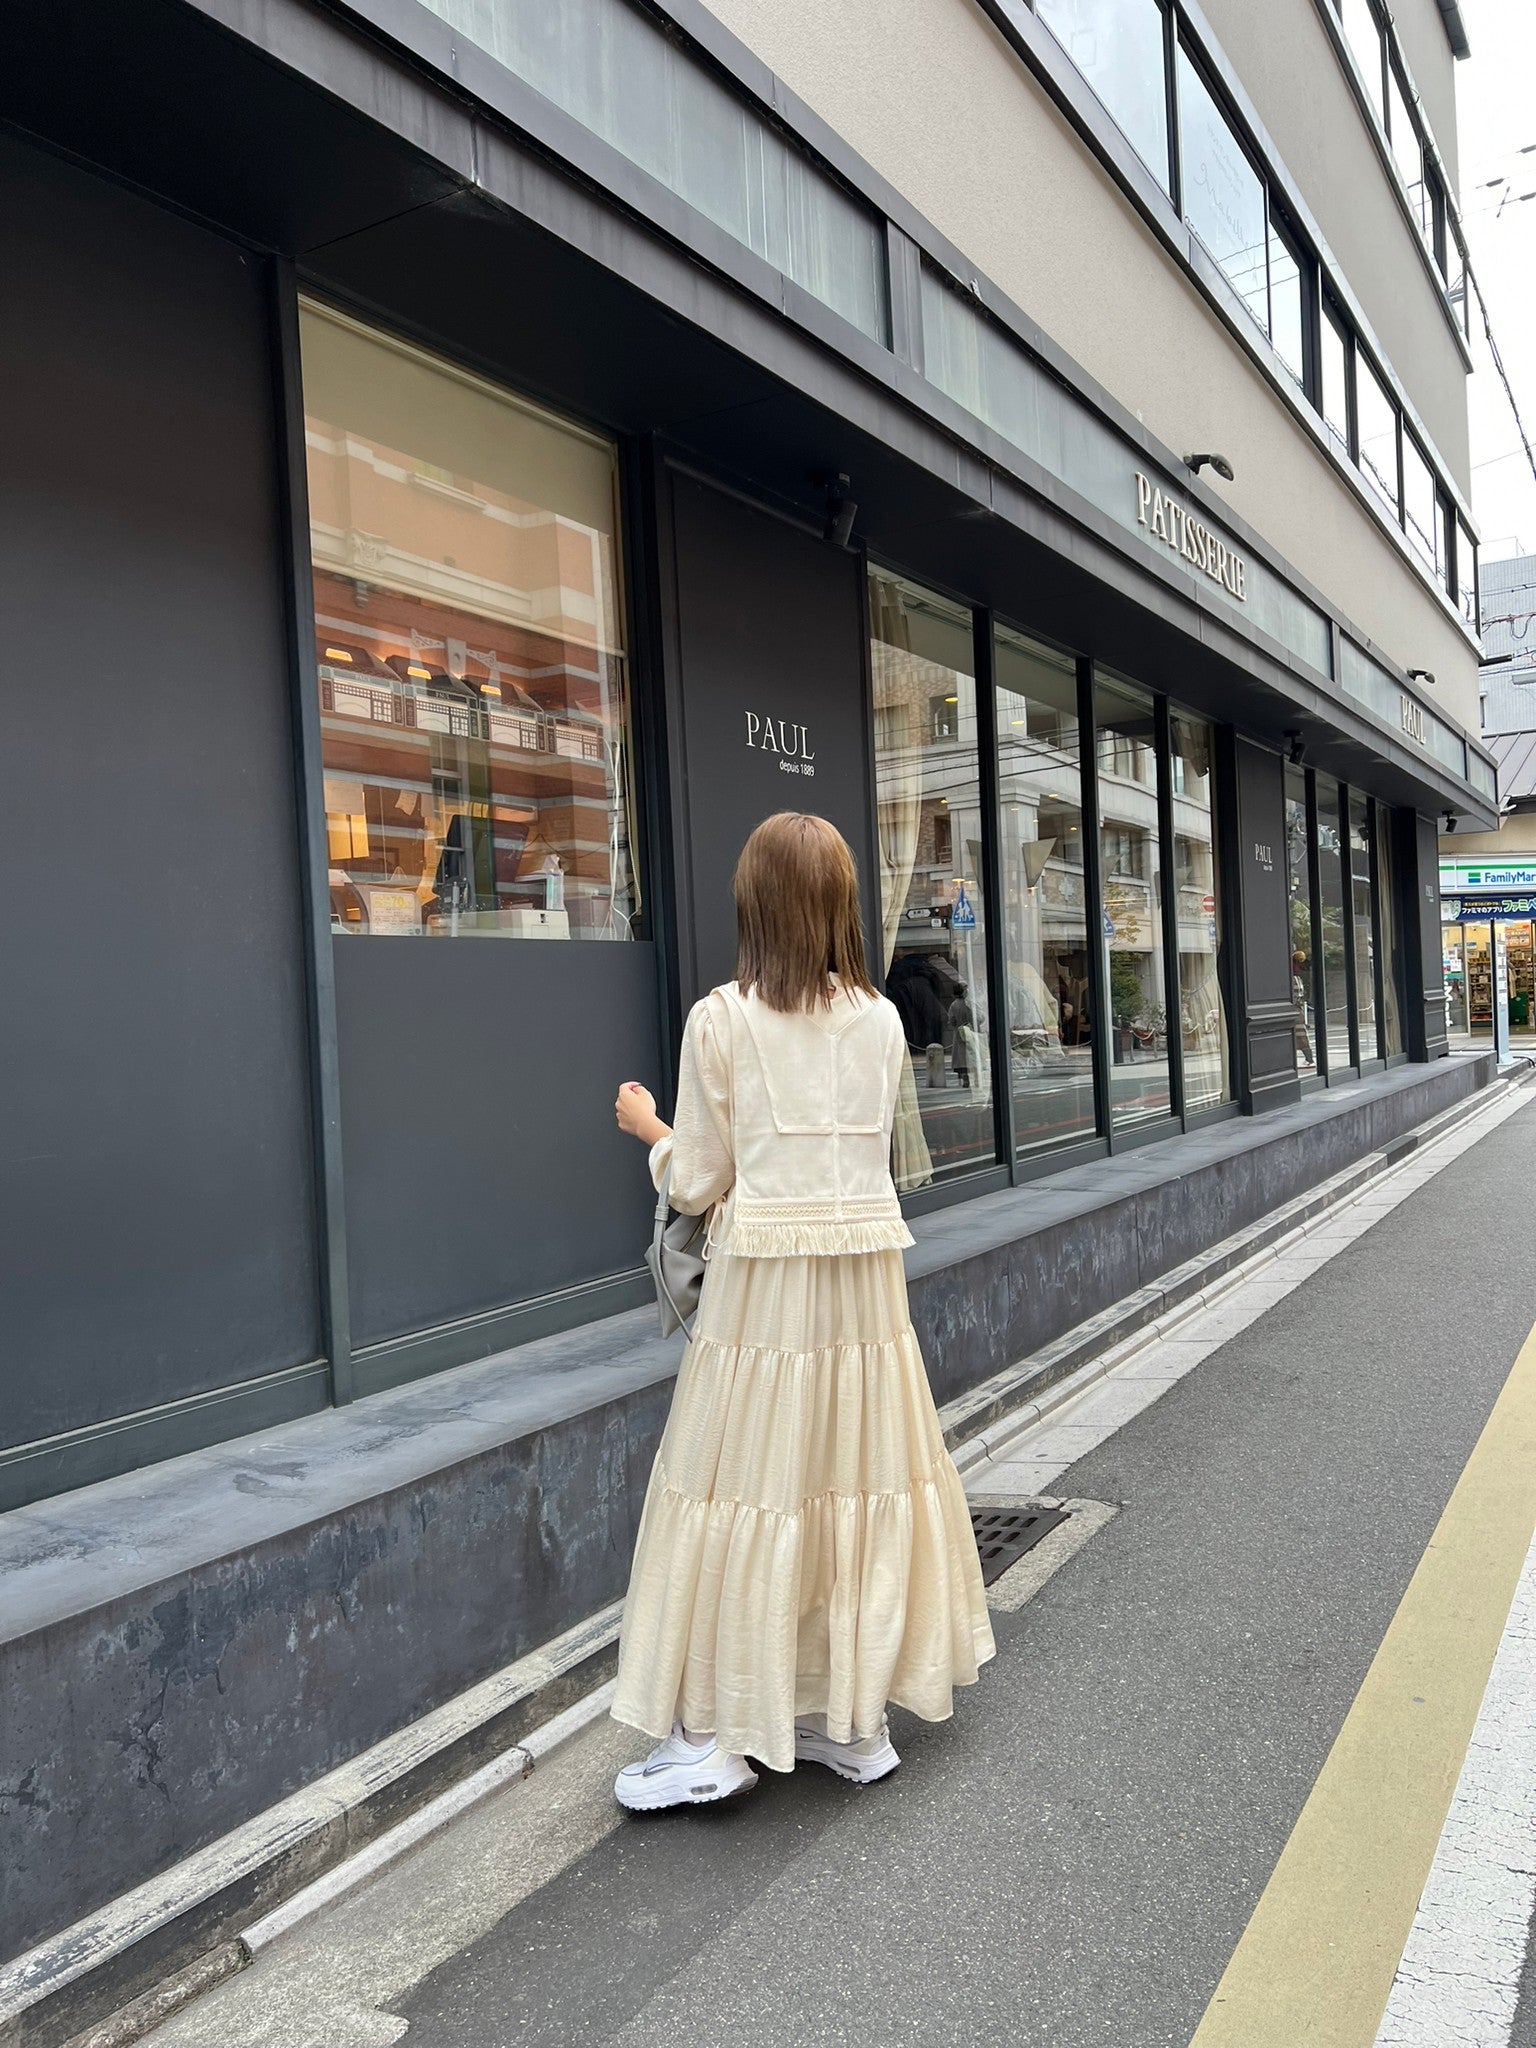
[1442, 916, 1535, 1042]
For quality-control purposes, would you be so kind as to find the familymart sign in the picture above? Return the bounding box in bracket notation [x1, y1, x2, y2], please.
[1440, 858, 1536, 892]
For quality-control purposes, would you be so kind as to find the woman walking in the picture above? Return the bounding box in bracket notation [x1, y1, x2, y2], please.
[610, 812, 994, 1809]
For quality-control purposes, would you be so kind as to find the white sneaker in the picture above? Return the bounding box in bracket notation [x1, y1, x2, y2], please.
[793, 1714, 901, 1784]
[614, 1724, 759, 1811]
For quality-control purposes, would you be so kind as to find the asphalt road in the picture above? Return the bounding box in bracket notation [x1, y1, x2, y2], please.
[145, 1085, 1536, 2048]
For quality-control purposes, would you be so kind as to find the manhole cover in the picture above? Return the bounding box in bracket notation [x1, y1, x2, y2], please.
[970, 1504, 1070, 1585]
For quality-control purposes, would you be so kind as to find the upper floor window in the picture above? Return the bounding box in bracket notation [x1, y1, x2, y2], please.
[1401, 432, 1437, 573]
[1457, 519, 1479, 629]
[1341, 0, 1385, 120]
[1037, 0, 1172, 192]
[1268, 213, 1308, 391]
[1355, 349, 1400, 519]
[1321, 299, 1352, 458]
[1177, 43, 1269, 331]
[1385, 62, 1425, 221]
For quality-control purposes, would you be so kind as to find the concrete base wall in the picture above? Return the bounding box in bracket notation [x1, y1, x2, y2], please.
[0, 1055, 1494, 1981]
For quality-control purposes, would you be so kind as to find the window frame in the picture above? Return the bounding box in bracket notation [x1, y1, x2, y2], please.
[1267, 201, 1317, 400]
[1174, 34, 1274, 340]
[1353, 341, 1403, 523]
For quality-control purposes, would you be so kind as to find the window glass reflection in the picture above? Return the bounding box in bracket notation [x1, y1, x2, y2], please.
[300, 303, 639, 940]
[1096, 675, 1174, 1130]
[1458, 518, 1479, 628]
[1037, 0, 1171, 190]
[1177, 46, 1269, 333]
[1284, 766, 1318, 1077]
[1315, 775, 1352, 1069]
[1349, 792, 1380, 1058]
[870, 573, 997, 1184]
[1342, 0, 1384, 119]
[1321, 307, 1351, 459]
[1386, 66, 1424, 221]
[1171, 712, 1228, 1111]
[1355, 352, 1400, 519]
[1269, 226, 1305, 390]
[995, 630, 1096, 1156]
[1401, 434, 1437, 572]
[1377, 805, 1403, 1056]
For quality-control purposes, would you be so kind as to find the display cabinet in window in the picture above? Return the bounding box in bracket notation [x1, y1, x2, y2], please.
[300, 300, 641, 944]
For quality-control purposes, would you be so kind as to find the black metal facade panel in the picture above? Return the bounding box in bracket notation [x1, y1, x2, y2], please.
[1232, 739, 1300, 1109]
[333, 937, 663, 1350]
[0, 133, 322, 1445]
[664, 471, 877, 1002]
[1407, 810, 1451, 1060]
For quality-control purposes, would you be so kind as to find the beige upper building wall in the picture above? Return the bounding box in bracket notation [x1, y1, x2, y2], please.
[697, 0, 1480, 736]
[1195, 0, 1468, 485]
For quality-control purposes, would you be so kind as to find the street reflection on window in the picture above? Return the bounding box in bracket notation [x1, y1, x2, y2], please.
[1377, 806, 1403, 1056]
[300, 302, 639, 940]
[1284, 765, 1319, 1078]
[995, 630, 1094, 1156]
[869, 572, 996, 1186]
[1097, 674, 1174, 1131]
[1171, 712, 1229, 1111]
[1349, 792, 1380, 1058]
[1315, 775, 1352, 1068]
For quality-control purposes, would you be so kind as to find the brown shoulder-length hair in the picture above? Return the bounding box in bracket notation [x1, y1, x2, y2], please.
[733, 812, 878, 1012]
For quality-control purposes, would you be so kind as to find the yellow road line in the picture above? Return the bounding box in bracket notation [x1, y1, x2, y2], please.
[1188, 1315, 1536, 2048]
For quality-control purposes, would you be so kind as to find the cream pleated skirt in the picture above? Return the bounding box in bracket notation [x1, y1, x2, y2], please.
[611, 1248, 996, 1773]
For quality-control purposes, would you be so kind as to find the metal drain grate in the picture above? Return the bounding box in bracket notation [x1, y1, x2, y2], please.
[970, 1504, 1070, 1586]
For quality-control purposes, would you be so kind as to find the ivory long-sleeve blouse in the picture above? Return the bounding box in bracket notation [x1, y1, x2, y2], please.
[647, 980, 915, 1259]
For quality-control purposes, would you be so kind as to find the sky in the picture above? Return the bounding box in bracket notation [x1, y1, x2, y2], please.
[1456, 0, 1536, 560]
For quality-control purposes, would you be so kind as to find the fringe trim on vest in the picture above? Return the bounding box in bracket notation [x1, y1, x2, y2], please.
[721, 1216, 916, 1259]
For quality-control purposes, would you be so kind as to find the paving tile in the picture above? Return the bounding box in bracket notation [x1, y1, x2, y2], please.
[967, 1456, 1071, 1498]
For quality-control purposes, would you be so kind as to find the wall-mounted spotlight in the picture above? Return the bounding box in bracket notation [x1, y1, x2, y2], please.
[1284, 729, 1306, 766]
[1185, 451, 1235, 482]
[822, 471, 858, 549]
[1407, 667, 1437, 688]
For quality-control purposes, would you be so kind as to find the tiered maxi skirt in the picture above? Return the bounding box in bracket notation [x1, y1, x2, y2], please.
[612, 1247, 996, 1773]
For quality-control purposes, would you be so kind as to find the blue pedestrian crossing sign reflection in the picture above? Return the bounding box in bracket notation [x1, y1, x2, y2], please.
[951, 883, 977, 932]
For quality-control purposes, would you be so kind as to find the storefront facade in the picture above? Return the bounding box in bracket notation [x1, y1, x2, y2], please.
[0, 0, 1497, 1513]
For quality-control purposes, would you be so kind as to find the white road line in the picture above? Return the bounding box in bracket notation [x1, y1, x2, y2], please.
[1373, 1525, 1536, 2048]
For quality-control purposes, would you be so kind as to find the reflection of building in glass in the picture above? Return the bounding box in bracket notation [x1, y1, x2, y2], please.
[869, 572, 994, 1186]
[302, 303, 638, 941]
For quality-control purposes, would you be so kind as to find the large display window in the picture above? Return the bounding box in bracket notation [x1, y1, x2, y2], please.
[869, 571, 997, 1184]
[994, 629, 1095, 1157]
[1171, 712, 1229, 1111]
[1348, 791, 1381, 1061]
[1284, 765, 1319, 1077]
[1096, 674, 1176, 1133]
[1314, 774, 1353, 1071]
[299, 301, 640, 942]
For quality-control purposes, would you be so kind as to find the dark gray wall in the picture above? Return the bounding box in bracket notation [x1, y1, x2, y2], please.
[336, 938, 663, 1349]
[666, 471, 876, 1000]
[0, 134, 321, 1450]
[1232, 738, 1300, 1112]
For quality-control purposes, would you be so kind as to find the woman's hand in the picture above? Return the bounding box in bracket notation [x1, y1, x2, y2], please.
[615, 1082, 669, 1148]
